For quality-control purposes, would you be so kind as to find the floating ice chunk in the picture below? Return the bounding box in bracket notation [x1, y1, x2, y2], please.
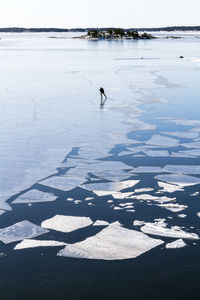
[0, 221, 48, 244]
[91, 169, 131, 182]
[145, 135, 179, 147]
[14, 239, 67, 250]
[197, 212, 200, 218]
[124, 205, 134, 209]
[107, 200, 113, 203]
[181, 141, 200, 149]
[57, 223, 164, 260]
[133, 220, 145, 226]
[41, 215, 93, 233]
[111, 192, 133, 199]
[162, 165, 200, 175]
[119, 202, 133, 207]
[12, 189, 57, 204]
[144, 150, 170, 157]
[85, 197, 94, 201]
[166, 239, 186, 249]
[190, 192, 199, 196]
[0, 202, 12, 211]
[135, 188, 154, 193]
[162, 131, 199, 139]
[178, 149, 200, 157]
[66, 198, 74, 201]
[170, 152, 196, 158]
[141, 223, 199, 240]
[126, 209, 135, 212]
[178, 214, 187, 218]
[158, 203, 188, 212]
[157, 181, 183, 193]
[155, 174, 200, 187]
[130, 194, 175, 203]
[93, 220, 110, 226]
[114, 206, 123, 210]
[40, 176, 86, 191]
[84, 180, 140, 193]
[117, 151, 132, 157]
[0, 210, 6, 216]
[129, 166, 162, 173]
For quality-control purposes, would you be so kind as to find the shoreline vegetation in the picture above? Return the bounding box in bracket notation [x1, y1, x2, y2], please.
[78, 29, 155, 40]
[0, 26, 200, 33]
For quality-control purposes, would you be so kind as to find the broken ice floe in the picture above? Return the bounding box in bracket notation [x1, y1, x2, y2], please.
[162, 165, 200, 175]
[0, 221, 48, 244]
[93, 220, 110, 226]
[0, 202, 12, 211]
[14, 239, 67, 250]
[57, 223, 164, 260]
[141, 223, 199, 240]
[41, 215, 93, 233]
[178, 214, 187, 218]
[166, 239, 186, 249]
[155, 174, 200, 187]
[157, 181, 183, 193]
[133, 220, 146, 226]
[111, 192, 133, 199]
[143, 150, 170, 157]
[197, 212, 200, 218]
[130, 194, 175, 203]
[12, 189, 57, 204]
[129, 166, 162, 173]
[40, 176, 86, 191]
[158, 203, 188, 213]
[145, 135, 179, 147]
[162, 131, 199, 139]
[83, 180, 140, 194]
[134, 188, 154, 193]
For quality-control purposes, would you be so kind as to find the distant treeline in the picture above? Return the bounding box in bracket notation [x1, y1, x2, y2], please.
[0, 26, 200, 33]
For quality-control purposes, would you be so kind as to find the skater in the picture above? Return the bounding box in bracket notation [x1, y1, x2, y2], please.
[100, 87, 107, 105]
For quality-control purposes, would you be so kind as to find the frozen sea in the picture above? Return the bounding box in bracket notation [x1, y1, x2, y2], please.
[0, 31, 200, 299]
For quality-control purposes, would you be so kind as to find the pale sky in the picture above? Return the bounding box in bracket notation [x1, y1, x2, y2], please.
[1, 0, 199, 28]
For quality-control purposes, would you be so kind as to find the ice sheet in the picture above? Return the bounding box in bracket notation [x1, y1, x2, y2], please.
[111, 192, 134, 199]
[41, 215, 93, 233]
[0, 221, 49, 244]
[14, 239, 67, 250]
[162, 131, 199, 139]
[145, 135, 179, 147]
[93, 220, 110, 226]
[129, 166, 162, 173]
[162, 165, 200, 175]
[166, 239, 186, 249]
[141, 223, 199, 240]
[134, 188, 154, 193]
[12, 189, 57, 204]
[155, 174, 200, 187]
[0, 202, 12, 211]
[158, 203, 188, 212]
[83, 180, 140, 192]
[144, 150, 170, 157]
[130, 194, 175, 203]
[157, 181, 184, 193]
[40, 176, 86, 191]
[57, 223, 164, 260]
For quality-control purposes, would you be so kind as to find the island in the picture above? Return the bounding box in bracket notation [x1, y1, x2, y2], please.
[79, 29, 155, 40]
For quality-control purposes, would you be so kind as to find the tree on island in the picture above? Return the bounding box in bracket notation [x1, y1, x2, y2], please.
[113, 28, 125, 37]
[87, 29, 100, 38]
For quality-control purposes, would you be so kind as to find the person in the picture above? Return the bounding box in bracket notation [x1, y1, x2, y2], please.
[100, 87, 107, 105]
